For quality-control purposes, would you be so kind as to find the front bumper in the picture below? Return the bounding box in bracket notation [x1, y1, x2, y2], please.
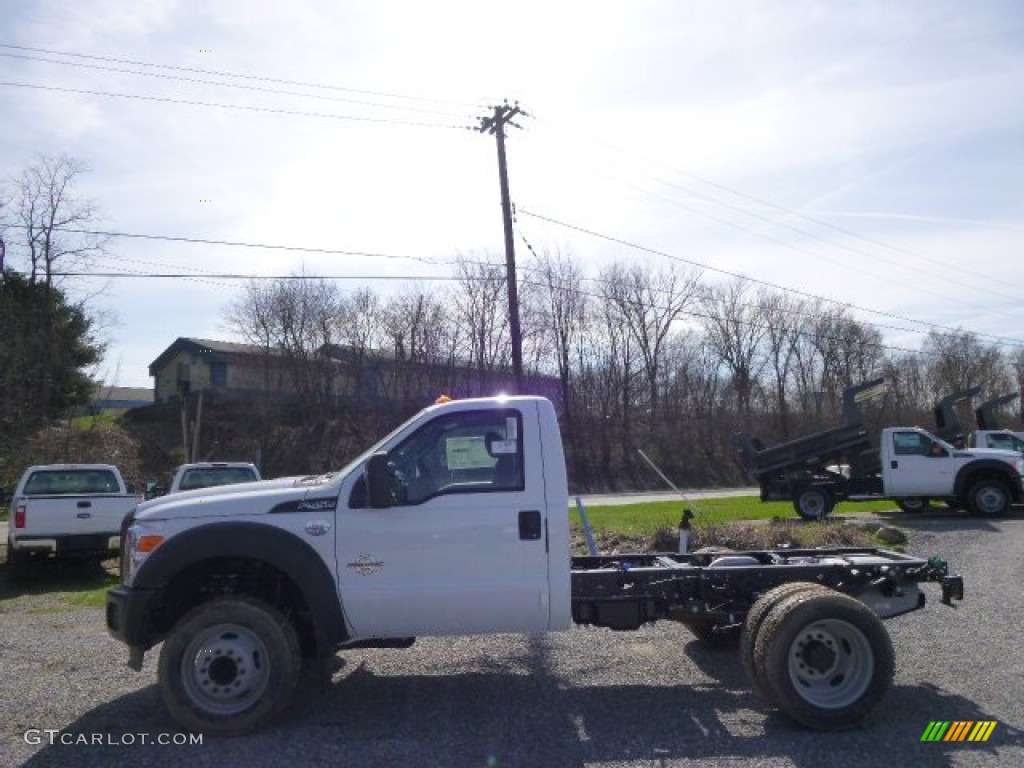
[106, 584, 161, 668]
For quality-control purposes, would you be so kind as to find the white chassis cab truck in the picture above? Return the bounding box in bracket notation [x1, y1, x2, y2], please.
[107, 396, 963, 736]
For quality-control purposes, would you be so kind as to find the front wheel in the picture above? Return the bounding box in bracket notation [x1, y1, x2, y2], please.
[753, 590, 894, 730]
[966, 479, 1011, 517]
[793, 487, 835, 520]
[158, 596, 301, 736]
[896, 497, 929, 513]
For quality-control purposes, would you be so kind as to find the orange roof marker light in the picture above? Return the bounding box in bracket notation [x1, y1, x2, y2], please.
[435, 394, 453, 404]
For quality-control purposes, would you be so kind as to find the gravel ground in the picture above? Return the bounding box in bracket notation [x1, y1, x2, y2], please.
[1, 514, 1022, 768]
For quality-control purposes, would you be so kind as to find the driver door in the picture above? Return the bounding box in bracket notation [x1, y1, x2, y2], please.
[335, 404, 552, 639]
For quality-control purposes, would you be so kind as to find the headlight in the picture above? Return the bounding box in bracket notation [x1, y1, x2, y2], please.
[123, 524, 165, 586]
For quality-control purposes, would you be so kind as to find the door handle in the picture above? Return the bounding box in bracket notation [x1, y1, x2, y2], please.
[518, 510, 542, 540]
[890, 460, 898, 470]
[77, 500, 92, 508]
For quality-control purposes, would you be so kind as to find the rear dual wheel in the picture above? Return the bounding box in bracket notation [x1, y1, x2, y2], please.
[748, 589, 894, 730]
[741, 582, 831, 701]
[793, 487, 835, 520]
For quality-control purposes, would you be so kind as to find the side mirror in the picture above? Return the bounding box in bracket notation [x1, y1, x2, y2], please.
[366, 452, 393, 508]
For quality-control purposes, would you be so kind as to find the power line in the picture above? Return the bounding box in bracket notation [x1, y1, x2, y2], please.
[517, 206, 1024, 349]
[2, 224, 450, 264]
[0, 81, 469, 129]
[0, 50, 476, 120]
[48, 271, 463, 281]
[0, 43, 486, 109]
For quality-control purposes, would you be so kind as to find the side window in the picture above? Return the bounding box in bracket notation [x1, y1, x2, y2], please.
[389, 408, 524, 505]
[893, 432, 930, 456]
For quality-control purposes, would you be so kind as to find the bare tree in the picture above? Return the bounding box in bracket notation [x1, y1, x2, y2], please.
[600, 261, 702, 415]
[8, 155, 108, 289]
[701, 278, 769, 418]
[453, 253, 509, 392]
[526, 247, 587, 413]
[922, 329, 1012, 404]
[760, 290, 803, 437]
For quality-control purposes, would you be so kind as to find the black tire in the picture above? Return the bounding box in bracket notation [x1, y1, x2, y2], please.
[966, 479, 1011, 517]
[6, 540, 29, 577]
[895, 497, 929, 513]
[741, 582, 831, 701]
[793, 487, 834, 520]
[686, 622, 740, 649]
[157, 596, 301, 736]
[753, 590, 894, 730]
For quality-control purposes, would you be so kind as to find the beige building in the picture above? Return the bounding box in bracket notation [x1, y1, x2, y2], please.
[149, 338, 294, 404]
[149, 337, 562, 407]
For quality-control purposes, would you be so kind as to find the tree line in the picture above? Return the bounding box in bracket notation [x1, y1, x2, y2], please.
[223, 251, 1024, 490]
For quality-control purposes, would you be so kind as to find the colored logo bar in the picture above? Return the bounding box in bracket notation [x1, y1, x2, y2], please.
[921, 721, 997, 742]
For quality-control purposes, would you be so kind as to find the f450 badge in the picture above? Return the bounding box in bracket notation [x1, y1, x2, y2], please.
[304, 520, 332, 537]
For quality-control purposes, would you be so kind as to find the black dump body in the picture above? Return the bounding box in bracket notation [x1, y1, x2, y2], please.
[737, 379, 886, 502]
[570, 546, 961, 631]
[976, 392, 1020, 430]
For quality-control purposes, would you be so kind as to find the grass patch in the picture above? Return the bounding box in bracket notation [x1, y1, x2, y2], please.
[571, 495, 897, 537]
[0, 559, 119, 610]
[67, 410, 126, 430]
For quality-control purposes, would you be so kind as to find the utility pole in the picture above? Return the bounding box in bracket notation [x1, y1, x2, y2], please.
[478, 101, 525, 392]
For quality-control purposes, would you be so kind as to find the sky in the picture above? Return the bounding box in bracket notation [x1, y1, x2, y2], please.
[1, 0, 1023, 388]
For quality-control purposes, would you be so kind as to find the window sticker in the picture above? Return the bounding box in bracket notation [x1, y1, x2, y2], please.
[490, 439, 517, 454]
[506, 417, 518, 440]
[446, 436, 497, 469]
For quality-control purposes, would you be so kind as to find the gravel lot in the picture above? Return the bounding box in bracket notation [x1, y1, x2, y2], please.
[2, 513, 1023, 768]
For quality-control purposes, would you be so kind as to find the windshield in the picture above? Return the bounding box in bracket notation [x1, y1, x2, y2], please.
[331, 405, 435, 483]
[985, 433, 1024, 454]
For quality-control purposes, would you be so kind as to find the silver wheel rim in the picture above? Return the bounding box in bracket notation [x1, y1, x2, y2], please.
[180, 623, 271, 716]
[786, 618, 874, 708]
[975, 486, 1006, 515]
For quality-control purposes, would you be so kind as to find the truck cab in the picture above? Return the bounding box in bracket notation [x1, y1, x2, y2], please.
[969, 430, 1024, 455]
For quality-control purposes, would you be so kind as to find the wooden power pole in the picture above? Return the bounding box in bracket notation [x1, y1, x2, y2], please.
[478, 101, 525, 392]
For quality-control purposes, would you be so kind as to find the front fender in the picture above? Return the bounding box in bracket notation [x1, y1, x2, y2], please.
[134, 521, 348, 653]
[953, 460, 1023, 500]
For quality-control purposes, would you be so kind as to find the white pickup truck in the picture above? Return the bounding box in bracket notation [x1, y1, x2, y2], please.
[167, 462, 261, 494]
[107, 395, 964, 737]
[7, 464, 140, 572]
[969, 429, 1024, 455]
